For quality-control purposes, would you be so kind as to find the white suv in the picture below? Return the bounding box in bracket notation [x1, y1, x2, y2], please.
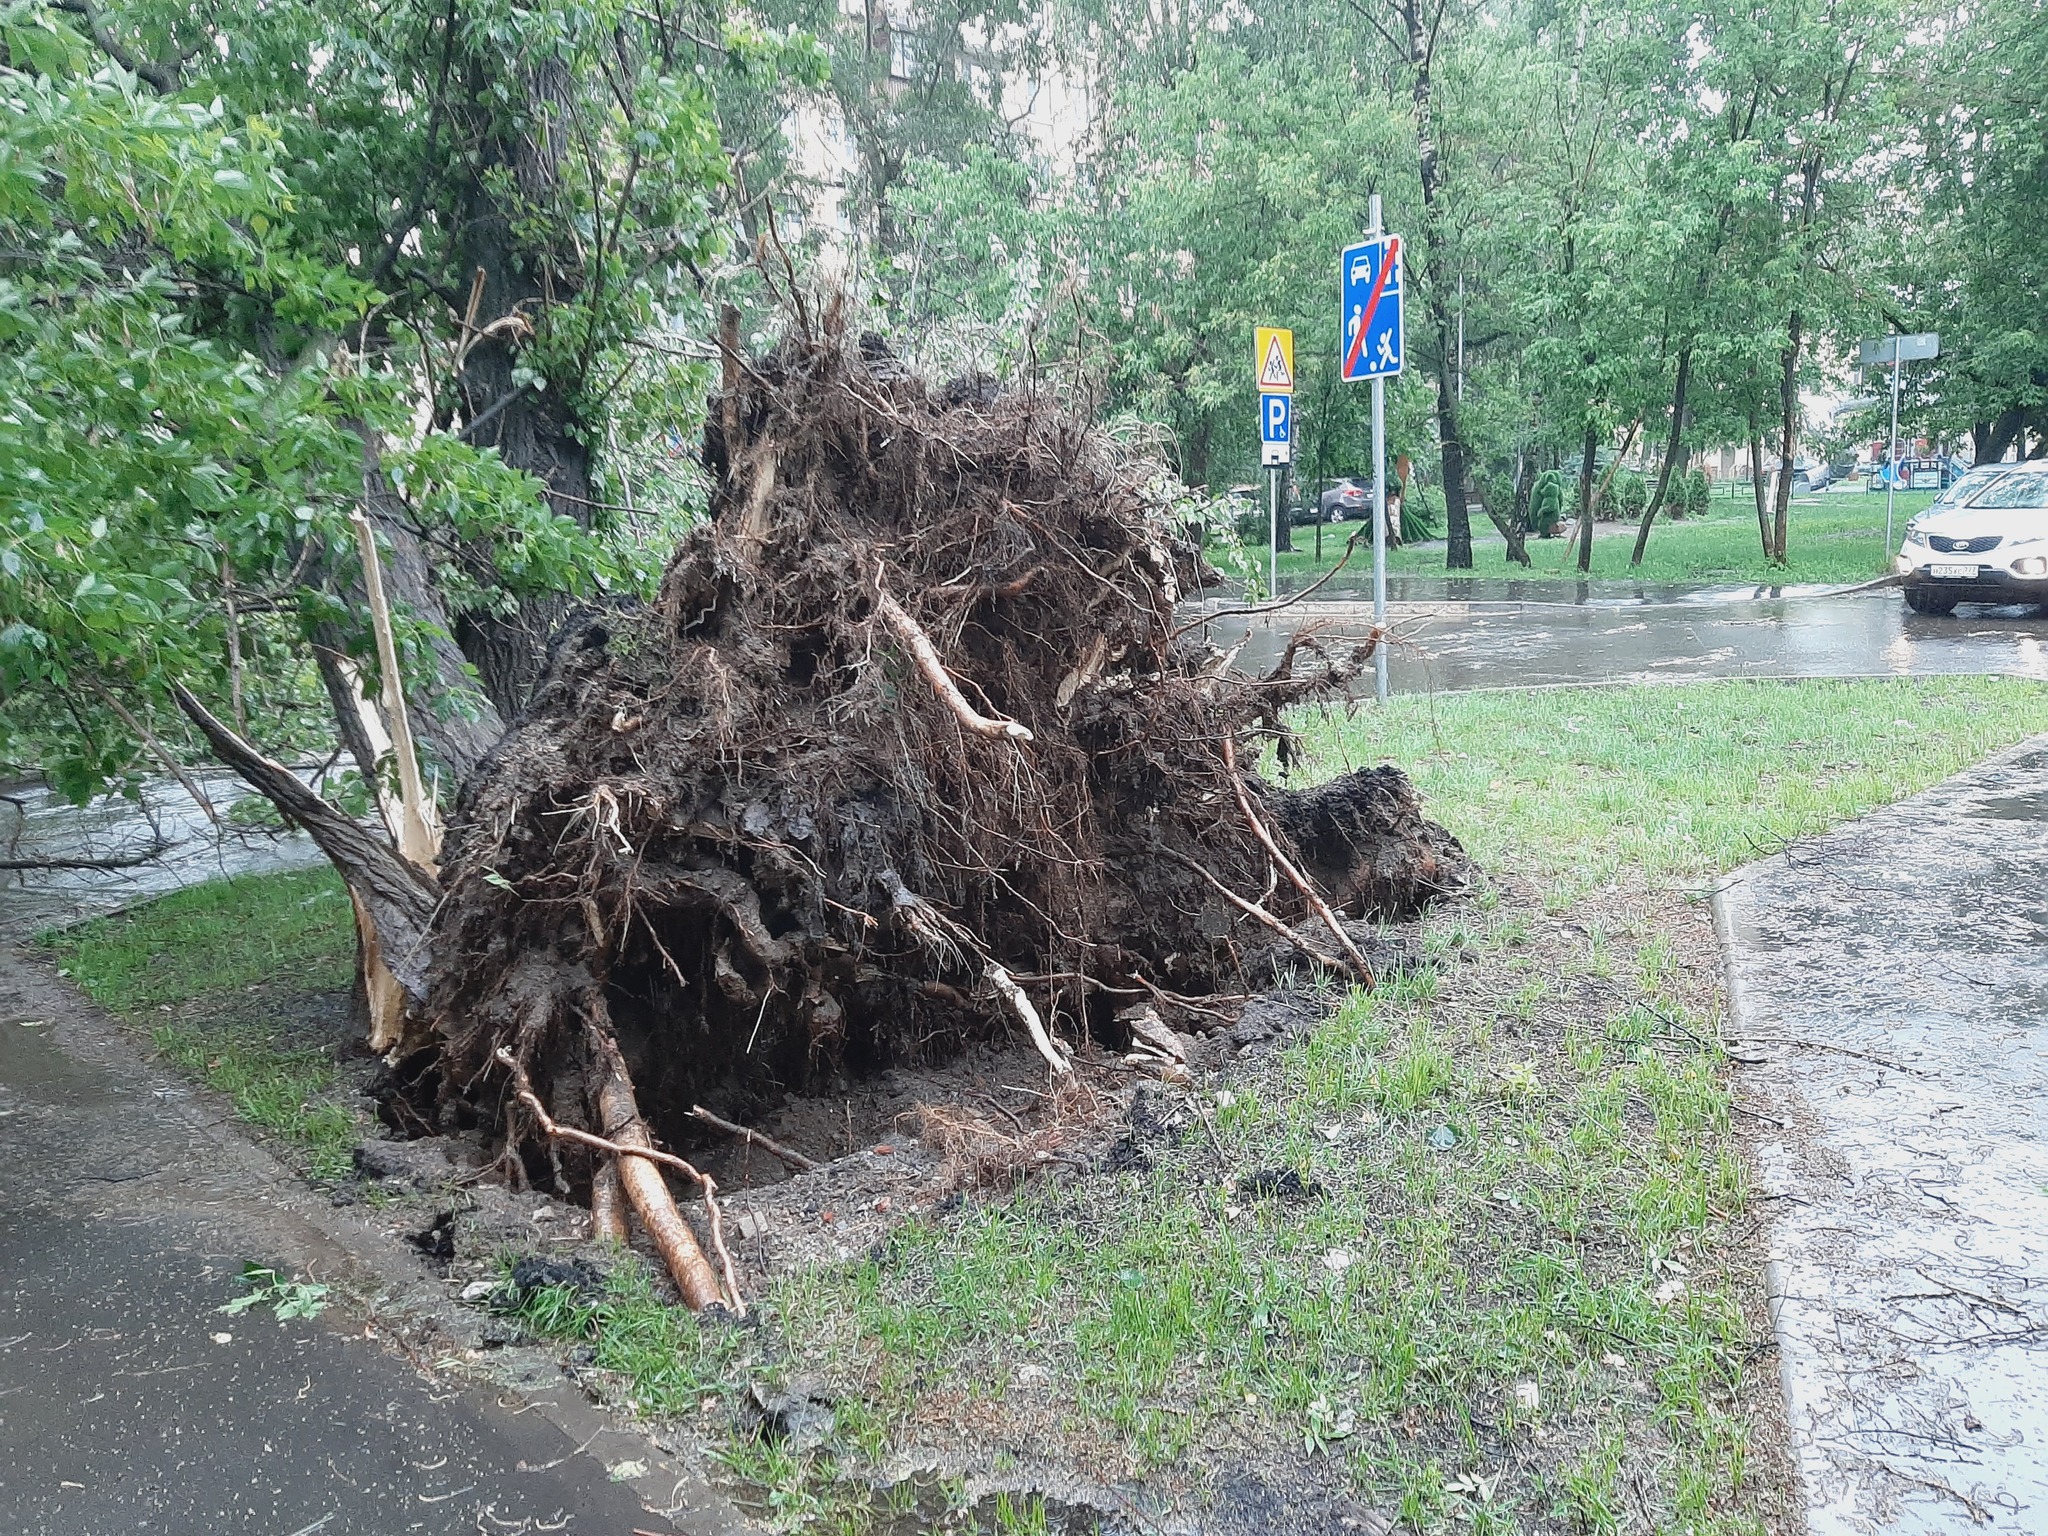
[1897, 464, 2048, 615]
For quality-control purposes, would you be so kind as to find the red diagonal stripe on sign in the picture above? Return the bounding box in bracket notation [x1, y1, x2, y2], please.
[1343, 235, 1401, 380]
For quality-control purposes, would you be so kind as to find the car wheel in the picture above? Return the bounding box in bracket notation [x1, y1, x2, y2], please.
[1904, 587, 1958, 616]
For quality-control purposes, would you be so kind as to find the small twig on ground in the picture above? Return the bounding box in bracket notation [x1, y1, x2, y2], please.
[688, 1104, 819, 1173]
[1728, 1099, 1786, 1128]
[1734, 1035, 1925, 1076]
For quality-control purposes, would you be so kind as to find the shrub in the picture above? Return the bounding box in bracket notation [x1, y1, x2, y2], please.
[1401, 484, 1443, 542]
[1528, 470, 1567, 537]
[1610, 470, 1648, 520]
[1681, 467, 1711, 518]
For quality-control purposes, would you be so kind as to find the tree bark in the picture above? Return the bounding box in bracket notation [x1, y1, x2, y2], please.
[1748, 409, 1771, 559]
[171, 687, 440, 1001]
[312, 639, 384, 788]
[1631, 346, 1693, 566]
[1399, 0, 1473, 570]
[354, 430, 508, 782]
[1575, 426, 1598, 574]
[445, 51, 599, 718]
[1770, 310, 1801, 563]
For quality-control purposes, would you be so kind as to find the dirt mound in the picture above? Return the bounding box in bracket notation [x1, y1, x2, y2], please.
[352, 317, 1464, 1304]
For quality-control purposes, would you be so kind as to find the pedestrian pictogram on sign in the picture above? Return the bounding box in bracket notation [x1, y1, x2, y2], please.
[1259, 392, 1291, 466]
[1339, 236, 1403, 383]
[1255, 327, 1295, 393]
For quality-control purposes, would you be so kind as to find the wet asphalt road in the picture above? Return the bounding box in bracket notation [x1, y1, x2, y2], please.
[1201, 584, 2048, 693]
[0, 951, 723, 1535]
[1718, 738, 2048, 1533]
[0, 771, 321, 940]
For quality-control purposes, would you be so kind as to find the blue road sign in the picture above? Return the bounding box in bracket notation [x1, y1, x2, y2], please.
[1260, 392, 1291, 443]
[1340, 235, 1403, 382]
[1260, 391, 1291, 465]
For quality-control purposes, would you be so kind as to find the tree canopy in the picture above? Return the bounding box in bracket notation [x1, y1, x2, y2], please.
[2, 0, 2042, 796]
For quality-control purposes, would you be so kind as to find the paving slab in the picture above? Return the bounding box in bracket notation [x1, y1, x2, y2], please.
[1716, 735, 2048, 1533]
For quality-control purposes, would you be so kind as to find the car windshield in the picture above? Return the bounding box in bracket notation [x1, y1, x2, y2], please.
[1963, 470, 2048, 511]
[1934, 467, 2006, 506]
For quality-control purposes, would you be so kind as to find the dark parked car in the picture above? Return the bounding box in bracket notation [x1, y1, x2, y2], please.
[1317, 478, 1373, 520]
[1791, 460, 1831, 494]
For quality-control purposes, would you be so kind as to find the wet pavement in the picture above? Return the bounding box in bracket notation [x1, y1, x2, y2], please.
[1195, 585, 2048, 692]
[1716, 738, 2048, 1533]
[0, 772, 322, 939]
[0, 937, 739, 1533]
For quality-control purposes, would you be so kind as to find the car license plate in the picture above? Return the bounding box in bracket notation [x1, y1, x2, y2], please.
[1930, 562, 1977, 579]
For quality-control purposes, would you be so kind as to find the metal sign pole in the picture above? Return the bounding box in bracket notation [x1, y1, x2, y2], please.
[1369, 194, 1388, 704]
[1886, 345, 1901, 553]
[1269, 465, 1279, 599]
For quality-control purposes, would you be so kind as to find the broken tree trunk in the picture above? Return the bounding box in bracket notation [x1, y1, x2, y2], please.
[170, 686, 439, 1002]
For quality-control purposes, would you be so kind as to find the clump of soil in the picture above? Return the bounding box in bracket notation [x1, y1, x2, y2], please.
[405, 314, 1465, 1219]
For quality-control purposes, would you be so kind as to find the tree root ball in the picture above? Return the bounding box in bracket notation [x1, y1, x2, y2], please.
[407, 320, 1467, 1177]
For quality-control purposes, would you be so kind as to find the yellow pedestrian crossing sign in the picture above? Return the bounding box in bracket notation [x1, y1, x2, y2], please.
[1255, 327, 1294, 393]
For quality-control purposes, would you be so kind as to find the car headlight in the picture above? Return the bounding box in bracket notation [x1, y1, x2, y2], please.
[1903, 523, 1928, 547]
[2014, 556, 2048, 576]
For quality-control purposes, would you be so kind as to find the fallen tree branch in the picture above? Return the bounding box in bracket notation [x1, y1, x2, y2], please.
[1221, 737, 1374, 986]
[987, 964, 1072, 1076]
[875, 586, 1033, 742]
[688, 1104, 820, 1173]
[0, 840, 169, 871]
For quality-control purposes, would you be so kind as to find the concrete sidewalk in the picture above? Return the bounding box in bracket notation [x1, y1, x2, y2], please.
[1717, 736, 2048, 1533]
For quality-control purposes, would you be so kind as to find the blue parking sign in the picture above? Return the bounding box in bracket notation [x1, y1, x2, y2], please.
[1339, 235, 1403, 382]
[1259, 391, 1291, 465]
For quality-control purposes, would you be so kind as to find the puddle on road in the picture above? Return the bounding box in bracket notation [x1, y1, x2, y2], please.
[1968, 789, 2048, 821]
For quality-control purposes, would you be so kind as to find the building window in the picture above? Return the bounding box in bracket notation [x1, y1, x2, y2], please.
[889, 26, 916, 81]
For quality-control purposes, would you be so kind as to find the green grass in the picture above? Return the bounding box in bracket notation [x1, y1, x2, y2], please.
[1287, 675, 2048, 905]
[44, 867, 362, 1179]
[1273, 487, 1935, 587]
[43, 865, 355, 1011]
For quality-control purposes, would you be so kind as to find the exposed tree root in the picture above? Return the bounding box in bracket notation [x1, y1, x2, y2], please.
[499, 1042, 740, 1313]
[589, 1157, 628, 1243]
[1222, 736, 1374, 984]
[688, 1104, 820, 1173]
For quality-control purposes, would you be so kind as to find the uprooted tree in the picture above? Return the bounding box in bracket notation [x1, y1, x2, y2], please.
[180, 319, 1466, 1312]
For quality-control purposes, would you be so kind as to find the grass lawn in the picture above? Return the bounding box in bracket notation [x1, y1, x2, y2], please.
[524, 674, 2048, 1533]
[1272, 487, 1935, 588]
[43, 866, 365, 1179]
